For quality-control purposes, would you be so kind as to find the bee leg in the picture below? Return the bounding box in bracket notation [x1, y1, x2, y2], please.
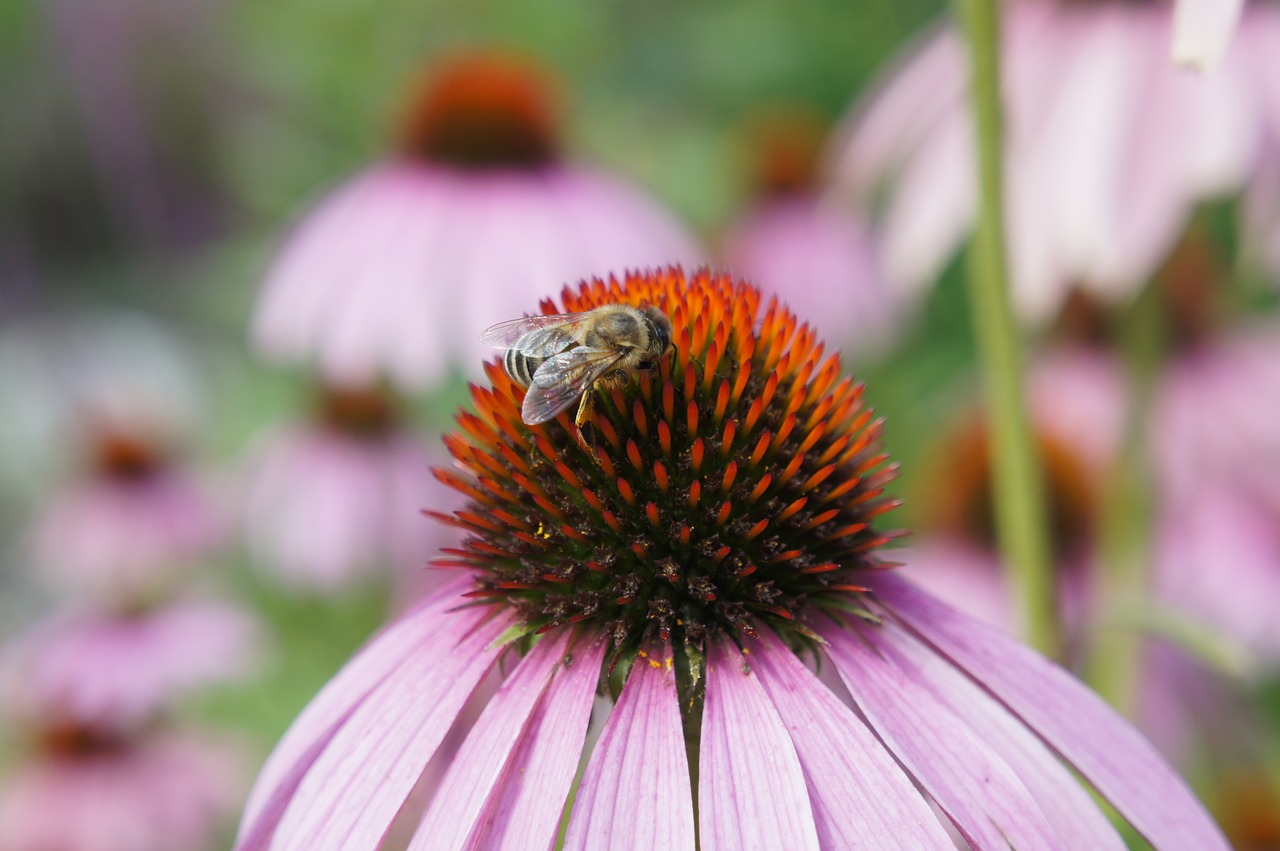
[573, 388, 598, 456]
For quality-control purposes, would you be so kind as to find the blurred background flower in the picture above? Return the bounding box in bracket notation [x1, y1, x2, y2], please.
[832, 0, 1280, 324]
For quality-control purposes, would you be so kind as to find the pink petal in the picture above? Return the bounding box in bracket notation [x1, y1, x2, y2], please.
[831, 24, 967, 194]
[1154, 484, 1280, 659]
[698, 636, 820, 850]
[563, 644, 695, 850]
[1172, 0, 1245, 70]
[870, 573, 1230, 851]
[465, 634, 608, 850]
[720, 200, 897, 354]
[820, 618, 1060, 848]
[881, 108, 974, 299]
[6, 599, 260, 729]
[747, 629, 953, 849]
[271, 609, 513, 849]
[237, 576, 473, 836]
[854, 619, 1125, 849]
[896, 541, 1013, 634]
[407, 629, 576, 849]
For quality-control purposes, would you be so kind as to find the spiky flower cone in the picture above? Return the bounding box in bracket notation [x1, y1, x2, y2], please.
[433, 268, 901, 667]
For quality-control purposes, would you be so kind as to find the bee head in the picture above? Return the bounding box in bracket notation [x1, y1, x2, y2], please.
[641, 305, 674, 363]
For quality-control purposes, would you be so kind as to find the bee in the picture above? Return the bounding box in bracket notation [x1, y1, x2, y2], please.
[481, 304, 673, 450]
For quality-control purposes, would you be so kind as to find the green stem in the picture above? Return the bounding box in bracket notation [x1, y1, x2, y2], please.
[1087, 285, 1164, 712]
[954, 0, 1061, 657]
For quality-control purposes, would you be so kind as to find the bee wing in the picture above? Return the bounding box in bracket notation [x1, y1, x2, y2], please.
[479, 311, 595, 354]
[521, 347, 626, 425]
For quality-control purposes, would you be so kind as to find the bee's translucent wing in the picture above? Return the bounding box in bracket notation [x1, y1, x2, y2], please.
[521, 347, 625, 425]
[479, 312, 595, 352]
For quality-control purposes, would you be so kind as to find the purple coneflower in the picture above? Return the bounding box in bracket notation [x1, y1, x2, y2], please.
[900, 348, 1125, 643]
[832, 0, 1280, 324]
[237, 269, 1224, 849]
[0, 312, 225, 599]
[28, 425, 226, 601]
[720, 108, 899, 355]
[243, 384, 460, 593]
[0, 608, 247, 851]
[1, 598, 261, 729]
[1142, 241, 1280, 669]
[250, 52, 704, 391]
[0, 720, 243, 851]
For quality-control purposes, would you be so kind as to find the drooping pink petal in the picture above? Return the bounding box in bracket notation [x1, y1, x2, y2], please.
[1154, 484, 1280, 660]
[698, 636, 819, 850]
[464, 633, 608, 850]
[237, 575, 473, 836]
[0, 731, 244, 851]
[243, 424, 455, 590]
[262, 607, 513, 850]
[720, 200, 898, 355]
[870, 573, 1230, 851]
[819, 617, 1060, 848]
[562, 644, 695, 851]
[1172, 0, 1245, 70]
[407, 629, 575, 849]
[4, 599, 260, 729]
[251, 161, 703, 391]
[830, 24, 966, 195]
[860, 619, 1126, 849]
[747, 629, 953, 849]
[880, 107, 974, 300]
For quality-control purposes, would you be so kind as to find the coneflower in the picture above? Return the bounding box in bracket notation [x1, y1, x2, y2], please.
[251, 51, 703, 391]
[237, 268, 1225, 850]
[243, 383, 459, 593]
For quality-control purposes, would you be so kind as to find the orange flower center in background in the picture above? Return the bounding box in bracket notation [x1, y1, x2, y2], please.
[318, 383, 400, 439]
[400, 51, 559, 171]
[432, 268, 901, 657]
[40, 721, 130, 760]
[92, 431, 167, 481]
[743, 105, 829, 199]
[924, 417, 1096, 561]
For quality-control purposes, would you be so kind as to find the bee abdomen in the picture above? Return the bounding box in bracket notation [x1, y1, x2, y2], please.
[504, 347, 543, 387]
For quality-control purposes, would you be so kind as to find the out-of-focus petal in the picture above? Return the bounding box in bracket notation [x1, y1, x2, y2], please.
[698, 636, 819, 851]
[828, 24, 966, 195]
[1172, 0, 1245, 71]
[563, 644, 695, 851]
[251, 162, 703, 391]
[464, 634, 607, 850]
[30, 472, 226, 600]
[1152, 329, 1280, 506]
[1155, 485, 1280, 660]
[3, 600, 262, 729]
[880, 110, 974, 298]
[747, 629, 953, 849]
[0, 731, 244, 851]
[1027, 348, 1128, 471]
[243, 424, 455, 591]
[721, 200, 898, 354]
[820, 617, 1060, 848]
[870, 573, 1230, 851]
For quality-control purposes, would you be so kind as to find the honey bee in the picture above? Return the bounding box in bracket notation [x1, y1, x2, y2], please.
[481, 304, 673, 449]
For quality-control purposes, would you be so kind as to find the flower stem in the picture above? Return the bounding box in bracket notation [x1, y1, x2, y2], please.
[954, 0, 1061, 657]
[1088, 281, 1165, 711]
